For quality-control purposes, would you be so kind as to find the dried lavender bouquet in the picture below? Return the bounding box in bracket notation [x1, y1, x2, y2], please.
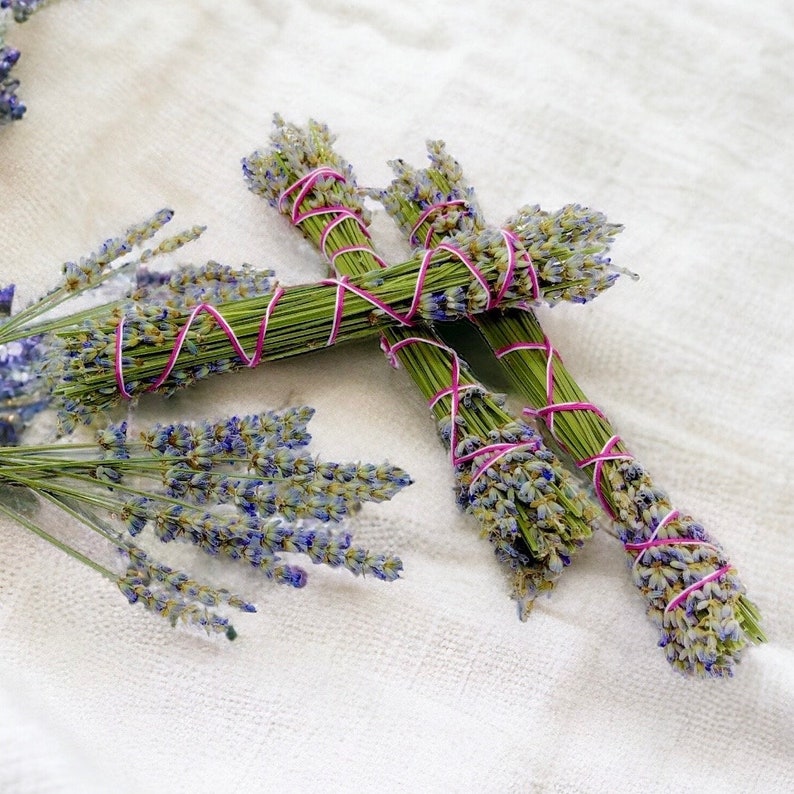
[241, 115, 602, 613]
[375, 141, 764, 676]
[0, 407, 409, 639]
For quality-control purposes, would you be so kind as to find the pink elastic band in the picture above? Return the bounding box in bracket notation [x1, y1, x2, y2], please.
[330, 245, 389, 269]
[115, 286, 287, 398]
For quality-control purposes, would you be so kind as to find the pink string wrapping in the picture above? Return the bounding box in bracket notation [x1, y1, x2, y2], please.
[115, 286, 286, 398]
[380, 334, 540, 489]
[496, 339, 629, 517]
[283, 169, 529, 315]
[495, 338, 611, 463]
[408, 202, 540, 306]
[409, 200, 468, 247]
[665, 564, 732, 613]
[624, 509, 731, 613]
[114, 172, 506, 397]
[496, 337, 733, 612]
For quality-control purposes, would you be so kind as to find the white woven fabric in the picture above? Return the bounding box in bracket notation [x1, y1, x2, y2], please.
[2, 1, 793, 791]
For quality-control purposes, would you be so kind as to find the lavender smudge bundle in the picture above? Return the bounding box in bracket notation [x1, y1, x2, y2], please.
[34, 154, 626, 431]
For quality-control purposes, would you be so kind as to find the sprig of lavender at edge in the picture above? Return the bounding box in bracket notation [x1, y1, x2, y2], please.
[0, 0, 54, 124]
[241, 115, 603, 614]
[374, 141, 764, 677]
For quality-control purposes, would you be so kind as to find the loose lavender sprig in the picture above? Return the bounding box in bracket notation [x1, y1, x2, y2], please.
[0, 207, 206, 347]
[377, 141, 764, 676]
[242, 116, 602, 613]
[0, 407, 409, 638]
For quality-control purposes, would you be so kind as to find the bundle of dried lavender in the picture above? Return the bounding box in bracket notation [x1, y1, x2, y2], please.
[374, 140, 764, 676]
[242, 115, 602, 613]
[0, 407, 409, 638]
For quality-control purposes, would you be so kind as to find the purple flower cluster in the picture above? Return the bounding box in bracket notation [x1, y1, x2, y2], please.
[0, 41, 24, 123]
[0, 284, 46, 444]
[1, 0, 50, 124]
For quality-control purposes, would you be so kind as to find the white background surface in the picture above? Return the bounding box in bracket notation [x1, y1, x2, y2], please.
[1, 1, 793, 791]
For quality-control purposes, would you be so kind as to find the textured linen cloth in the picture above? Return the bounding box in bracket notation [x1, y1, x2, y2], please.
[1, 2, 793, 792]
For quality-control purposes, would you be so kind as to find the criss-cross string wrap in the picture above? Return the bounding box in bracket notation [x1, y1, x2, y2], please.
[379, 334, 540, 490]
[114, 287, 287, 398]
[624, 509, 732, 613]
[408, 202, 540, 307]
[496, 338, 734, 611]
